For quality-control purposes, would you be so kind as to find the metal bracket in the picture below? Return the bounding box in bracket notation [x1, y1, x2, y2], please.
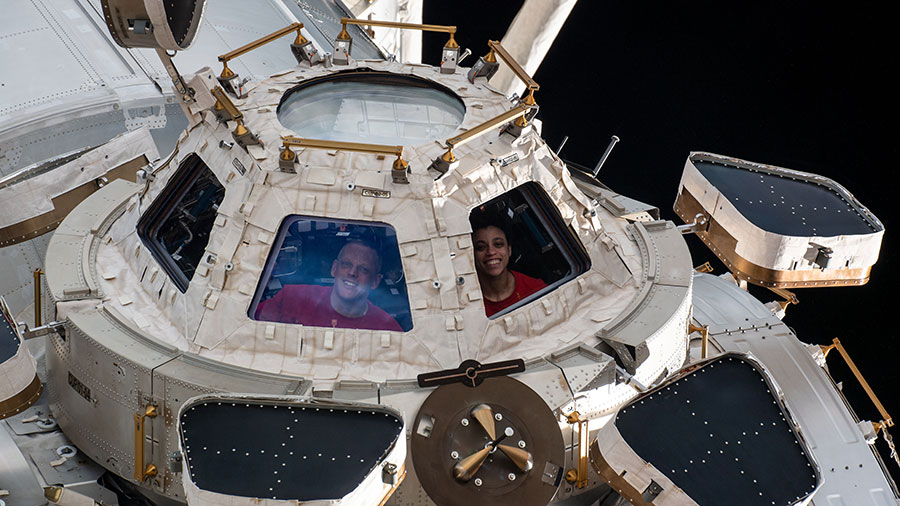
[23, 321, 66, 341]
[134, 404, 159, 481]
[564, 411, 590, 489]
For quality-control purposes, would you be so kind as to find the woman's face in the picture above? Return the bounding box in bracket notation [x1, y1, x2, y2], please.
[473, 226, 511, 279]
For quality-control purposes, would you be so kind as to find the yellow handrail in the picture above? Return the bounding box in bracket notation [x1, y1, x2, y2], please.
[822, 338, 893, 428]
[280, 137, 409, 182]
[218, 23, 306, 79]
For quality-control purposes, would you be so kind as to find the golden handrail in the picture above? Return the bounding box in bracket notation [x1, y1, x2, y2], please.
[822, 338, 893, 428]
[133, 405, 159, 481]
[689, 324, 710, 359]
[218, 23, 306, 79]
[280, 137, 409, 182]
[564, 411, 590, 489]
[341, 18, 457, 35]
[487, 40, 539, 93]
[33, 268, 43, 328]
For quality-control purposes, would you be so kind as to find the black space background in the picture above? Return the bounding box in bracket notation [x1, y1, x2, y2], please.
[425, 1, 898, 486]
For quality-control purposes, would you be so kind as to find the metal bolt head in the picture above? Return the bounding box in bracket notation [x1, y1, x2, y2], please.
[461, 418, 469, 427]
[504, 427, 514, 437]
[508, 473, 516, 481]
[518, 440, 526, 448]
[451, 451, 459, 459]
[474, 478, 483, 486]
[494, 413, 503, 421]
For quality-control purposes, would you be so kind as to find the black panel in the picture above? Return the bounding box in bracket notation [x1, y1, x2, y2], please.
[162, 0, 198, 46]
[696, 161, 876, 236]
[0, 313, 19, 364]
[181, 400, 403, 500]
[616, 355, 818, 505]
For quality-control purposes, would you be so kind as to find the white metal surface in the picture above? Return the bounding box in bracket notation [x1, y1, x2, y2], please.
[692, 272, 898, 505]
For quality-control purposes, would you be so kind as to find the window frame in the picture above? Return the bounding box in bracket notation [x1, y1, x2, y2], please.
[247, 214, 413, 332]
[472, 181, 591, 319]
[136, 153, 224, 293]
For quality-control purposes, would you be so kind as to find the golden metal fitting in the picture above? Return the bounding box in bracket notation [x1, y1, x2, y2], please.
[210, 87, 243, 123]
[219, 61, 235, 79]
[294, 26, 309, 45]
[233, 119, 249, 137]
[821, 338, 893, 428]
[483, 47, 497, 63]
[441, 148, 457, 163]
[694, 261, 714, 273]
[514, 90, 537, 128]
[487, 40, 539, 93]
[446, 104, 529, 149]
[689, 323, 710, 359]
[134, 404, 158, 481]
[280, 145, 296, 162]
[444, 33, 459, 49]
[565, 411, 590, 488]
[336, 22, 352, 41]
[33, 268, 44, 327]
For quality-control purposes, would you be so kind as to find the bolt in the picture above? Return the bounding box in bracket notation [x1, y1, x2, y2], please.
[461, 418, 469, 427]
[494, 413, 503, 421]
[474, 478, 482, 486]
[504, 427, 514, 437]
[518, 440, 526, 448]
[508, 473, 516, 481]
[451, 451, 459, 459]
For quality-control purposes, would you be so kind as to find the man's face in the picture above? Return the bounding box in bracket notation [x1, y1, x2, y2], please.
[331, 243, 382, 304]
[473, 226, 511, 279]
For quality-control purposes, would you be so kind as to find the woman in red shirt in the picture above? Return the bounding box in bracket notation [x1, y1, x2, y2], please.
[472, 224, 547, 316]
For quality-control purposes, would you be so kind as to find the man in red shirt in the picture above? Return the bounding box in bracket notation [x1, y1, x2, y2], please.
[255, 241, 402, 331]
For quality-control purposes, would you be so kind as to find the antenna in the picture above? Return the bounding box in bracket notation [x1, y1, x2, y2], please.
[593, 135, 620, 177]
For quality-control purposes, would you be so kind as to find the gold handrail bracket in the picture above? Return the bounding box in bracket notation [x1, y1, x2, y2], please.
[133, 404, 159, 481]
[335, 18, 458, 71]
[822, 338, 893, 428]
[33, 268, 44, 328]
[216, 23, 314, 93]
[564, 411, 590, 489]
[428, 104, 531, 175]
[281, 137, 409, 184]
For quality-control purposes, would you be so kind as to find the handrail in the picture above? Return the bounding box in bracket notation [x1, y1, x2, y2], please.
[33, 269, 43, 328]
[280, 137, 409, 183]
[486, 40, 539, 93]
[822, 338, 893, 428]
[688, 324, 710, 359]
[435, 104, 530, 166]
[564, 411, 590, 488]
[339, 18, 457, 46]
[133, 405, 159, 481]
[218, 23, 306, 79]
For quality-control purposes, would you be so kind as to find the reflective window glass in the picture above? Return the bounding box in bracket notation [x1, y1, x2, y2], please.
[278, 72, 465, 146]
[137, 154, 225, 293]
[250, 217, 412, 332]
[470, 182, 591, 318]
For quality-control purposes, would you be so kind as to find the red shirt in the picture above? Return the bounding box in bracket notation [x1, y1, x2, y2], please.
[255, 284, 402, 332]
[483, 271, 547, 316]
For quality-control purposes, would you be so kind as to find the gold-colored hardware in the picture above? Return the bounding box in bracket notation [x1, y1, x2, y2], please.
[768, 286, 799, 312]
[282, 137, 407, 175]
[210, 87, 242, 123]
[446, 104, 530, 149]
[471, 404, 496, 440]
[218, 23, 303, 77]
[453, 447, 491, 481]
[564, 411, 590, 488]
[689, 324, 710, 359]
[694, 261, 713, 273]
[44, 486, 63, 503]
[498, 444, 533, 472]
[134, 404, 159, 481]
[487, 40, 539, 93]
[219, 61, 235, 80]
[33, 268, 44, 327]
[482, 46, 497, 63]
[339, 18, 458, 51]
[514, 90, 536, 128]
[820, 338, 893, 428]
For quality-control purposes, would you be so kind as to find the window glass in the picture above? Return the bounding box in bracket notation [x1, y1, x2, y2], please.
[277, 72, 465, 146]
[250, 217, 412, 332]
[470, 182, 590, 318]
[137, 154, 225, 293]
